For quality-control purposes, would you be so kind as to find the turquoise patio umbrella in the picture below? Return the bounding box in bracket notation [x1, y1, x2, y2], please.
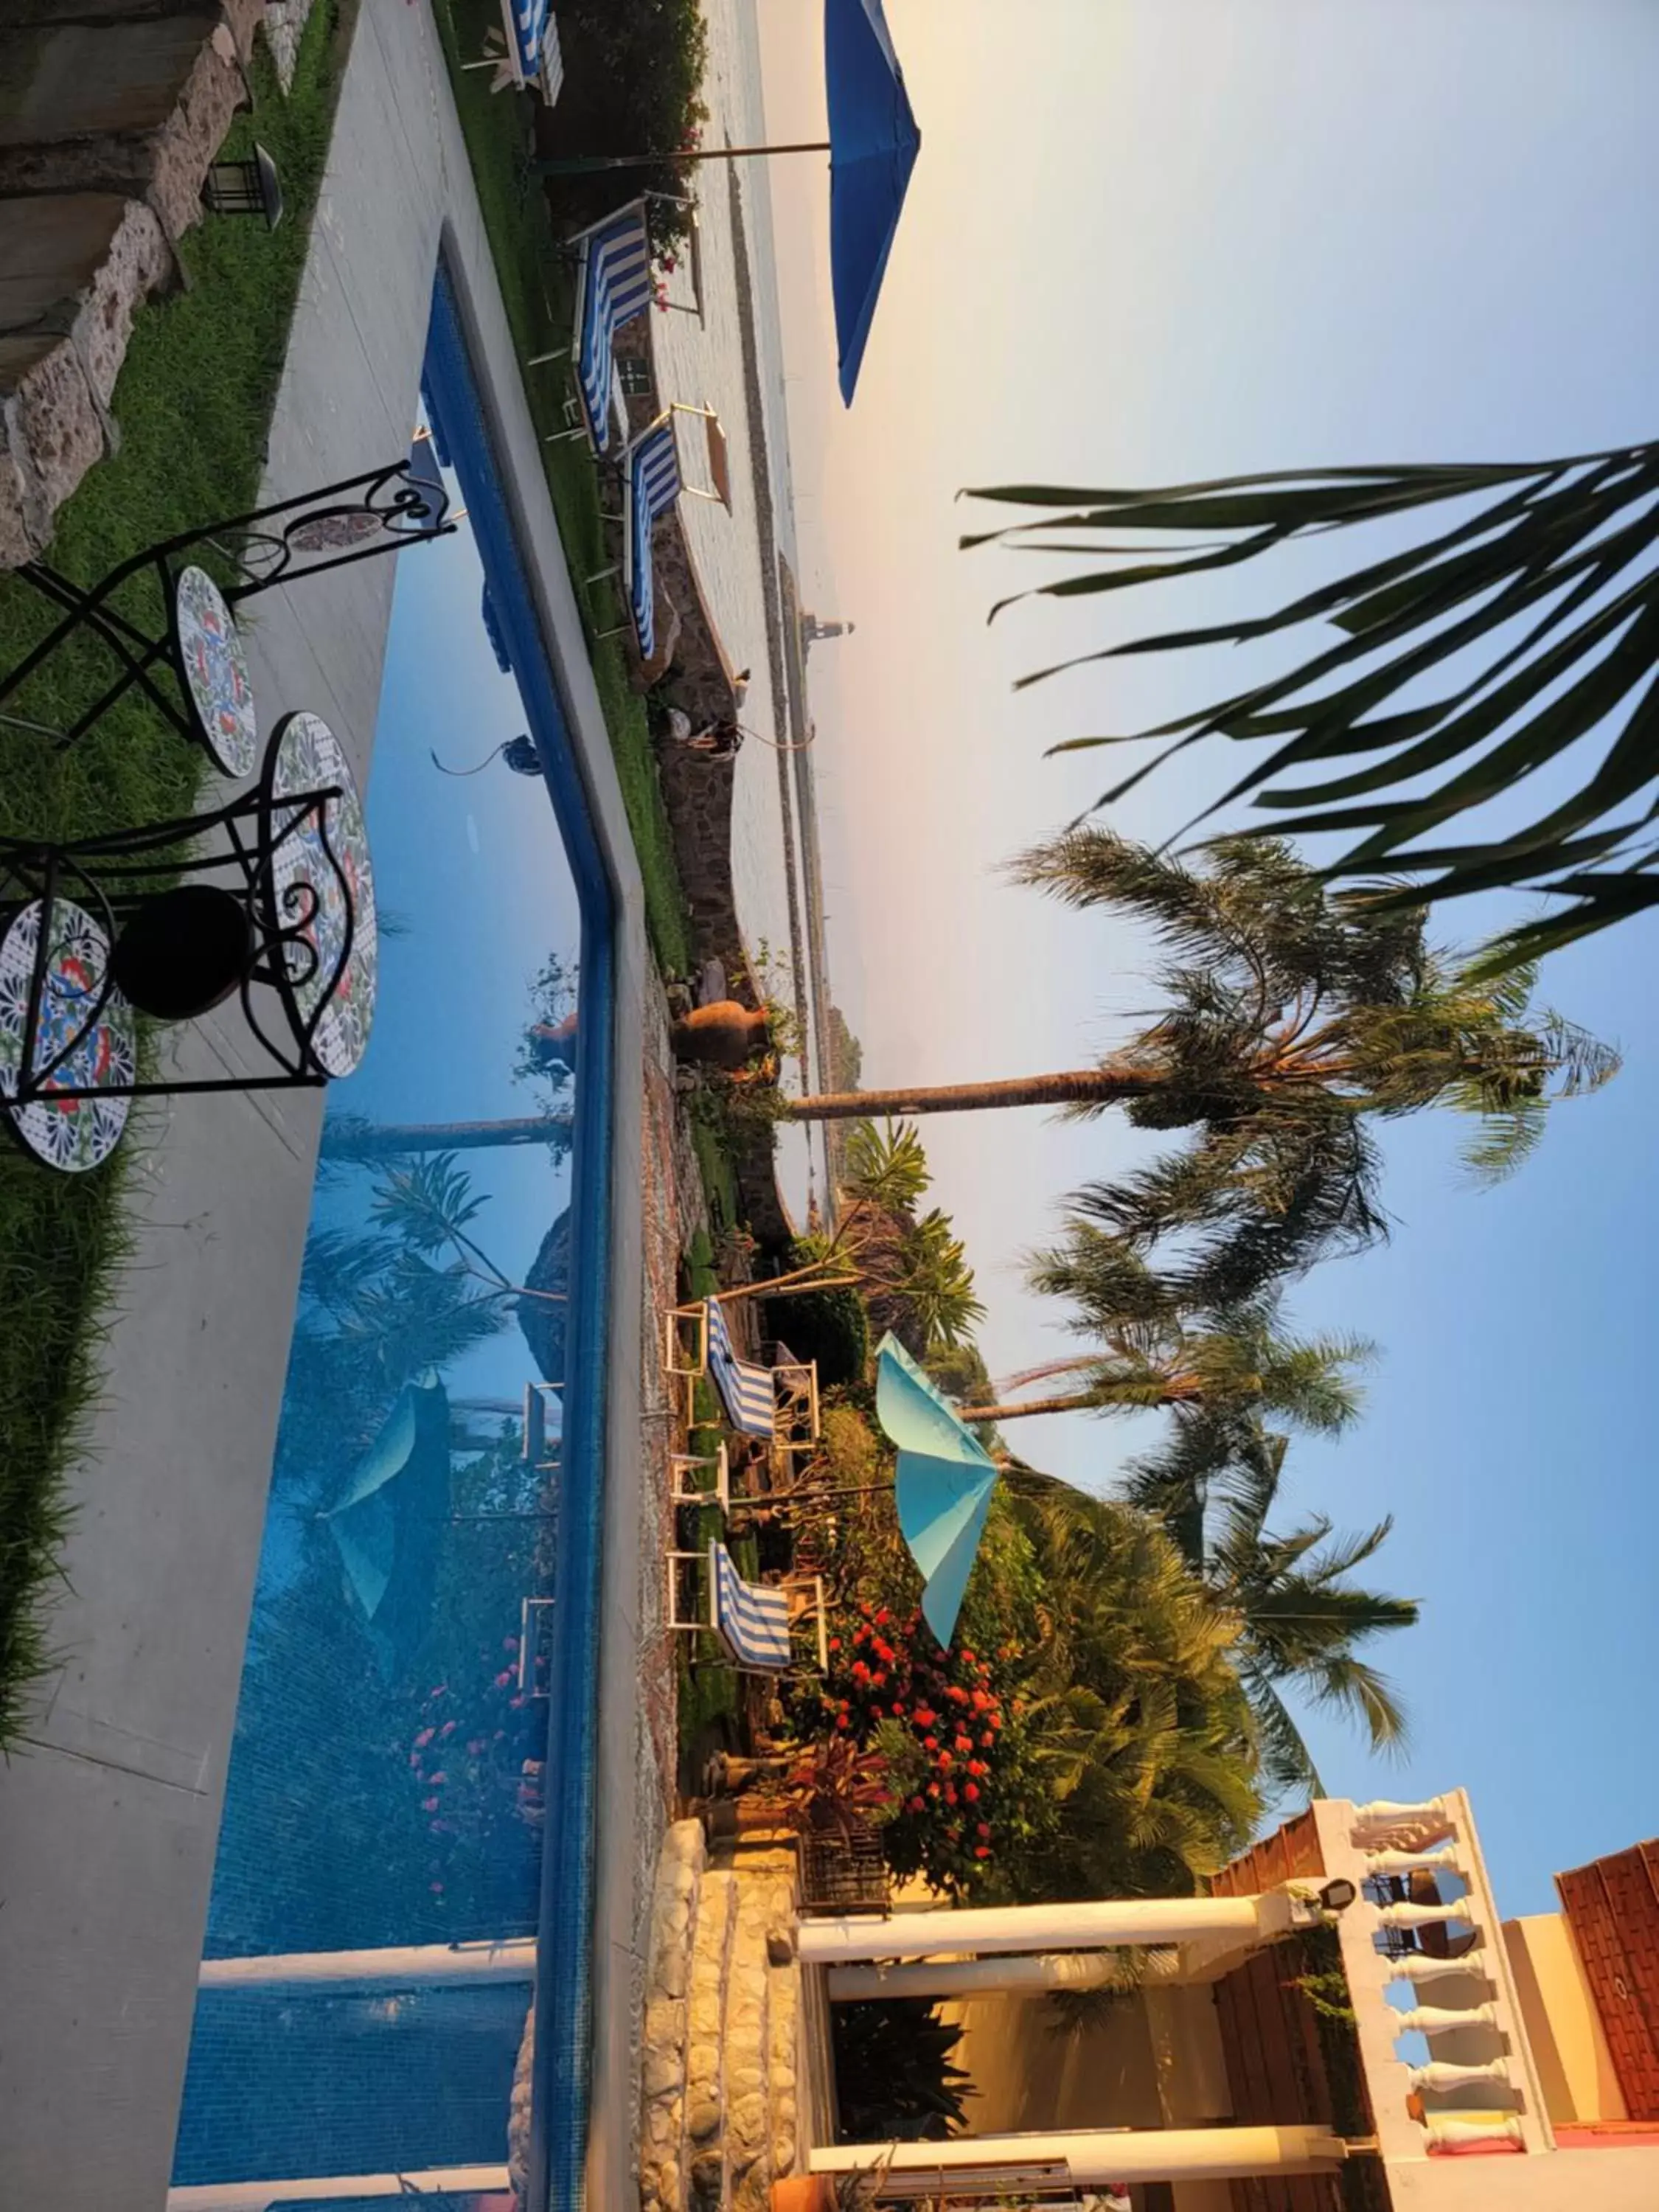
[321, 1372, 453, 1672]
[874, 1333, 999, 1649]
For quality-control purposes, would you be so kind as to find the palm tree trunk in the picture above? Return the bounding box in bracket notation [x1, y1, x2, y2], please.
[785, 1067, 1154, 1122]
[319, 1116, 571, 1159]
[961, 1376, 1202, 1423]
[959, 1391, 1110, 1424]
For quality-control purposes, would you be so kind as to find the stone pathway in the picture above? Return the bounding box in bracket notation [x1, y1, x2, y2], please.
[640, 1819, 804, 2212]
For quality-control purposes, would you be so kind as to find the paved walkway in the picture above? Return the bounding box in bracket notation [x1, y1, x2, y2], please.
[0, 6, 655, 2206]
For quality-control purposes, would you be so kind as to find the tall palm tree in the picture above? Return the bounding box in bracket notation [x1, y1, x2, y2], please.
[790, 831, 1615, 1293]
[321, 956, 579, 1164]
[787, 830, 1613, 1124]
[958, 1301, 1371, 1430]
[321, 1111, 572, 1161]
[962, 448, 1659, 959]
[1120, 1419, 1419, 1801]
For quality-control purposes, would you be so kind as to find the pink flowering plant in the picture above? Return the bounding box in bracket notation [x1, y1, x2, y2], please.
[406, 1632, 549, 1908]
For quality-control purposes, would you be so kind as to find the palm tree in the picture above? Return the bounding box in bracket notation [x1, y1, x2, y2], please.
[827, 1119, 987, 1352]
[790, 831, 1615, 1294]
[321, 954, 579, 1164]
[957, 1295, 1371, 1430]
[1000, 1475, 1263, 1901]
[321, 1110, 573, 1161]
[1119, 1419, 1419, 1801]
[894, 1208, 987, 1350]
[961, 448, 1659, 959]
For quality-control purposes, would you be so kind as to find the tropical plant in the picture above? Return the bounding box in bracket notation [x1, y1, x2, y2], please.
[790, 832, 1616, 1307]
[776, 1735, 898, 1842]
[805, 1424, 1265, 1901]
[842, 1117, 933, 1215]
[962, 450, 1659, 961]
[1000, 1475, 1263, 1901]
[1119, 1419, 1417, 1798]
[822, 1120, 986, 1352]
[832, 1999, 975, 2142]
[897, 1208, 987, 1350]
[961, 1254, 1371, 1430]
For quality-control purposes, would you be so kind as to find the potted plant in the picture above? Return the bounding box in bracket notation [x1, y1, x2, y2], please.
[771, 2149, 894, 2212]
[778, 1736, 897, 1840]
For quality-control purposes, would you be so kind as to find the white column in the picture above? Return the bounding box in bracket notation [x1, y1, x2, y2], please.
[168, 2169, 510, 2211]
[829, 1950, 1142, 2003]
[809, 2125, 1344, 2187]
[796, 1891, 1283, 1966]
[197, 1939, 536, 1994]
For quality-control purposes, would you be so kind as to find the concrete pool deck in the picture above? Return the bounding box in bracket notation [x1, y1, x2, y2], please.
[0, 7, 663, 2207]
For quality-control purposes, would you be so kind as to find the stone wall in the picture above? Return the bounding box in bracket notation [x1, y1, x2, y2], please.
[0, 0, 265, 563]
[655, 732, 792, 1251]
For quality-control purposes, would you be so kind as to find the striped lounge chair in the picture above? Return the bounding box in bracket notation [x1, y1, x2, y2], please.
[666, 1541, 828, 1673]
[661, 1297, 821, 1455]
[620, 416, 683, 663]
[568, 201, 653, 455]
[497, 0, 565, 102]
[705, 1292, 776, 1439]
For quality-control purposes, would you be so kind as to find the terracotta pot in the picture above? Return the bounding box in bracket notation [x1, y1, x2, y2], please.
[770, 2175, 835, 2212]
[670, 999, 772, 1070]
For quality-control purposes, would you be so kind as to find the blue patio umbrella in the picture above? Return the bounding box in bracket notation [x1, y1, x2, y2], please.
[874, 1333, 999, 1649]
[825, 0, 921, 403]
[535, 0, 919, 406]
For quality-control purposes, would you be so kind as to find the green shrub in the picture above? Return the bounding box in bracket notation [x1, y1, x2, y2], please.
[536, 0, 710, 249]
[763, 1281, 869, 1387]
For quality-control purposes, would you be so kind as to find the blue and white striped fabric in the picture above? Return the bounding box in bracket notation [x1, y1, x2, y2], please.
[705, 1295, 776, 1438]
[504, 0, 547, 86]
[709, 1541, 792, 1670]
[574, 204, 653, 453]
[625, 421, 684, 661]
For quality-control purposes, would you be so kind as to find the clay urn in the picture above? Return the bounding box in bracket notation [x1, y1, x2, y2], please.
[771, 2177, 835, 2212]
[526, 1012, 579, 1072]
[670, 999, 772, 1070]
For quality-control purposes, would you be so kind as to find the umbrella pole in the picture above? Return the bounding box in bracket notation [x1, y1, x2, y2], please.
[535, 143, 830, 177]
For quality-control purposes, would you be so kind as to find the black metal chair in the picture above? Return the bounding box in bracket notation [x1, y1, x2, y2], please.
[0, 453, 454, 774]
[0, 709, 375, 1172]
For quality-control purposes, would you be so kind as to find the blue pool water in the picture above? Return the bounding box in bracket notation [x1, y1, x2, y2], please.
[170, 266, 614, 2209]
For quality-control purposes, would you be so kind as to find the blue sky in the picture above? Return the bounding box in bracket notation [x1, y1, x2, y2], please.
[756, 0, 1659, 1911]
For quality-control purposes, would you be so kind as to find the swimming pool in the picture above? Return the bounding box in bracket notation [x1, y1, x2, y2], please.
[168, 264, 614, 2211]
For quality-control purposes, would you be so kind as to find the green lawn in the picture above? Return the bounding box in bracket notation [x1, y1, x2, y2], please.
[431, 0, 694, 978]
[0, 4, 354, 1748]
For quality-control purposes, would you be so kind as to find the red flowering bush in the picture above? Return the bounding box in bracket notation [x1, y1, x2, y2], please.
[804, 1599, 1046, 1897]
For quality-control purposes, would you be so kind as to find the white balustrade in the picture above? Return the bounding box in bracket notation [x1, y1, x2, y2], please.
[1422, 2115, 1523, 2153]
[1394, 2001, 1499, 2037]
[1385, 1950, 1492, 1992]
[1376, 1899, 1477, 1934]
[1407, 2059, 1512, 2096]
[1363, 1846, 1464, 1879]
[1351, 1797, 1454, 1850]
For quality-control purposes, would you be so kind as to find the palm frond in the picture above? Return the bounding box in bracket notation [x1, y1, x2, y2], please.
[968, 445, 1659, 953]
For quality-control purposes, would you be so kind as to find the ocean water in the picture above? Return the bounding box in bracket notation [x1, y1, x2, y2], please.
[649, 0, 832, 1230]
